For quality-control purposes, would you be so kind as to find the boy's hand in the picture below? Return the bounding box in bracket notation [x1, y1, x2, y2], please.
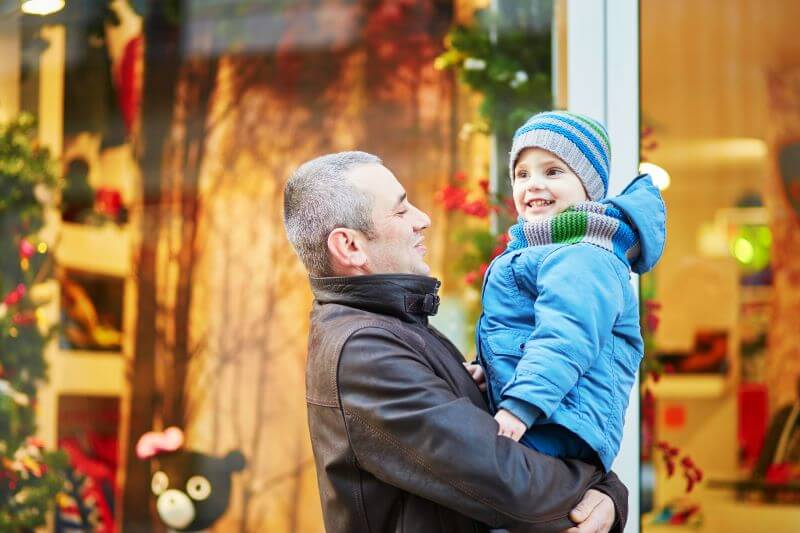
[462, 362, 486, 392]
[494, 409, 526, 441]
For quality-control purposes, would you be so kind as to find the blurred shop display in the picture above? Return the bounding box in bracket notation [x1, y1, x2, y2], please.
[55, 395, 119, 532]
[5, 0, 492, 529]
[136, 426, 246, 531]
[641, 2, 800, 531]
[61, 157, 128, 226]
[58, 269, 123, 352]
[710, 377, 800, 505]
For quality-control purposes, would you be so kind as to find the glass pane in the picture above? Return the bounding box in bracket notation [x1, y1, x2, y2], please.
[0, 1, 561, 531]
[641, 0, 800, 530]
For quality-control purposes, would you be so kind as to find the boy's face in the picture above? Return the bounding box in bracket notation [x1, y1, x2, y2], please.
[512, 147, 589, 222]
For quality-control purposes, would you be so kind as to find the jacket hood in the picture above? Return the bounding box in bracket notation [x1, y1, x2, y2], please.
[603, 174, 666, 274]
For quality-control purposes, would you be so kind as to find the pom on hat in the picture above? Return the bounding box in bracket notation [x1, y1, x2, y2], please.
[509, 111, 611, 201]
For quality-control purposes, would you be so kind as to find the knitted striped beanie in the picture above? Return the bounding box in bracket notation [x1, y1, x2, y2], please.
[509, 111, 611, 201]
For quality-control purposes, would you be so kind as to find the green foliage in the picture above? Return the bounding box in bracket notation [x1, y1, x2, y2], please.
[0, 113, 66, 530]
[0, 113, 56, 230]
[435, 4, 553, 139]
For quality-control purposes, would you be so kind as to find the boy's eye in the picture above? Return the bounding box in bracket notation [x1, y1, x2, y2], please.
[515, 170, 528, 179]
[546, 167, 563, 176]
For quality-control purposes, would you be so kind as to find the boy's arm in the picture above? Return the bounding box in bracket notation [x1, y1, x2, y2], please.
[498, 245, 626, 427]
[338, 326, 611, 531]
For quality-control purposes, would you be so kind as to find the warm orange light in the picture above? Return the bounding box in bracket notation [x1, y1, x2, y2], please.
[21, 0, 65, 16]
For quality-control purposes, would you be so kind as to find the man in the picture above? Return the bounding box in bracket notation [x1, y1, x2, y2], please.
[283, 151, 628, 532]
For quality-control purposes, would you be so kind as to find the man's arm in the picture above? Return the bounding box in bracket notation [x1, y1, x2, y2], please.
[338, 326, 615, 531]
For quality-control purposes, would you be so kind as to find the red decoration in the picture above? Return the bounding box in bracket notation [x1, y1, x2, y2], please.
[738, 383, 768, 470]
[3, 284, 26, 306]
[655, 441, 704, 493]
[435, 184, 468, 212]
[644, 300, 662, 334]
[461, 199, 490, 218]
[19, 240, 35, 260]
[664, 404, 686, 429]
[94, 188, 123, 219]
[12, 312, 36, 326]
[116, 35, 143, 135]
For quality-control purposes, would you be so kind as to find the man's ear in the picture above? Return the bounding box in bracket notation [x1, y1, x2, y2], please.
[327, 228, 368, 274]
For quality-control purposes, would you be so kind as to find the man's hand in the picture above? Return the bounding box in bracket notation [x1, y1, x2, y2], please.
[494, 409, 526, 441]
[463, 362, 486, 392]
[563, 489, 615, 533]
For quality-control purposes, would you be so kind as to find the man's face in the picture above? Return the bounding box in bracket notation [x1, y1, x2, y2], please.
[347, 164, 431, 275]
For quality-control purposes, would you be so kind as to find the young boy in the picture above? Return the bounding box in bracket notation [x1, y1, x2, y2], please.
[466, 110, 666, 470]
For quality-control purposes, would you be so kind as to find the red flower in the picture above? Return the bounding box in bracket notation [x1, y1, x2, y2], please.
[643, 387, 654, 406]
[644, 300, 661, 333]
[26, 437, 45, 448]
[95, 187, 123, 218]
[4, 284, 26, 306]
[461, 199, 490, 218]
[478, 179, 490, 193]
[19, 240, 35, 260]
[464, 263, 489, 286]
[665, 458, 676, 477]
[453, 171, 467, 183]
[12, 312, 36, 326]
[503, 197, 518, 217]
[435, 184, 468, 212]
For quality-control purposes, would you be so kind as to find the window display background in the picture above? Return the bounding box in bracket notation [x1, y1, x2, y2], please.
[641, 0, 800, 531]
[0, 1, 485, 530]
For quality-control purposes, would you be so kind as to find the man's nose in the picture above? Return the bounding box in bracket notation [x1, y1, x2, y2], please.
[412, 205, 431, 230]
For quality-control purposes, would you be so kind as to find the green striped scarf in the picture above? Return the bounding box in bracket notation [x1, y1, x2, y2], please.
[506, 202, 640, 266]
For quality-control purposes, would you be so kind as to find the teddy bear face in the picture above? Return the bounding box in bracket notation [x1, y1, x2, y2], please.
[150, 449, 244, 531]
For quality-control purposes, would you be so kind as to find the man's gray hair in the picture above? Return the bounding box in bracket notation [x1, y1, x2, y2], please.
[283, 151, 381, 277]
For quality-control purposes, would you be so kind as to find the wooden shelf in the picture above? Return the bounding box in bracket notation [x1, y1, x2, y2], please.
[648, 374, 729, 399]
[51, 350, 125, 397]
[56, 222, 130, 276]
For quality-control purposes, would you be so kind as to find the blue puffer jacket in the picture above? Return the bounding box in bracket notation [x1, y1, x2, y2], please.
[476, 175, 666, 471]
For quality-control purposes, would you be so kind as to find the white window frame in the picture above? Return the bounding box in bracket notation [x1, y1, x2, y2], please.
[567, 1, 641, 531]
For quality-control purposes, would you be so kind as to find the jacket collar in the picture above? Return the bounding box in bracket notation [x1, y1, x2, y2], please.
[310, 274, 441, 324]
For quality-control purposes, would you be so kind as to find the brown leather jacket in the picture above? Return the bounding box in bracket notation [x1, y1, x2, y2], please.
[306, 274, 628, 533]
